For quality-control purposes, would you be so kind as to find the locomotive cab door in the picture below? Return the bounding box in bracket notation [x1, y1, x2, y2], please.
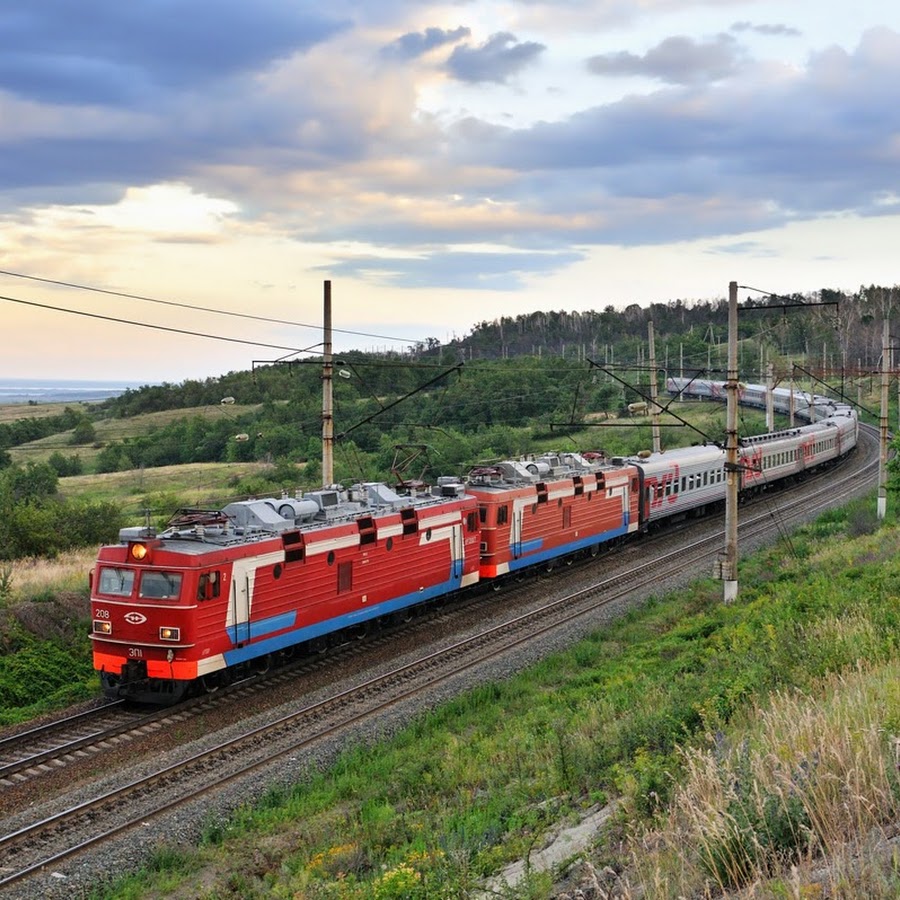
[227, 558, 256, 646]
[510, 507, 523, 558]
[451, 523, 464, 579]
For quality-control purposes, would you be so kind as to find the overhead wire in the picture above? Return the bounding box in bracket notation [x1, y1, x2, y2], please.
[0, 293, 309, 353]
[0, 268, 417, 344]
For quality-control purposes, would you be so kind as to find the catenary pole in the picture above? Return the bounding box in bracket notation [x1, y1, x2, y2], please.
[878, 316, 889, 520]
[322, 280, 334, 487]
[648, 320, 661, 454]
[723, 281, 739, 603]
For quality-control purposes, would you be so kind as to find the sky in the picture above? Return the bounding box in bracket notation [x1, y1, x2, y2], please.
[1, 0, 899, 383]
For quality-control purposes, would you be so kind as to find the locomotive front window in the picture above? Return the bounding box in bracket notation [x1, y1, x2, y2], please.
[138, 571, 183, 600]
[97, 567, 136, 597]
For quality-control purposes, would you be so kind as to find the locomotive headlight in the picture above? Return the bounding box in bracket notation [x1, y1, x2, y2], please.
[130, 542, 149, 561]
[93, 620, 113, 635]
[159, 626, 181, 641]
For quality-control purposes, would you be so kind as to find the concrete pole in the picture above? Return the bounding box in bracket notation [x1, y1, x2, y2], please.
[878, 317, 889, 520]
[648, 320, 661, 454]
[766, 361, 775, 432]
[322, 280, 334, 487]
[724, 281, 739, 603]
[789, 362, 795, 427]
[679, 343, 684, 402]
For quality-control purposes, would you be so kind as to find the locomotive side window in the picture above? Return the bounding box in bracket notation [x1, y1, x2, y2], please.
[197, 571, 221, 600]
[98, 567, 135, 597]
[139, 571, 183, 600]
[497, 505, 509, 525]
[466, 512, 478, 532]
[478, 506, 488, 524]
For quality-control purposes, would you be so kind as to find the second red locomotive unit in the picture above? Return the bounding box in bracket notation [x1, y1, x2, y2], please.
[91, 381, 858, 703]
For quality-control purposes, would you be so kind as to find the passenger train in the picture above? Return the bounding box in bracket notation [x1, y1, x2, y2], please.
[90, 379, 858, 703]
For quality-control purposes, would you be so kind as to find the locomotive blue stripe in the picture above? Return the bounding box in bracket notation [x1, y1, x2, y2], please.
[221, 573, 462, 666]
[507, 522, 630, 572]
[226, 610, 298, 645]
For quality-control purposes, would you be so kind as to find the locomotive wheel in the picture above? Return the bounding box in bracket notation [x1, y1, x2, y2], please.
[589, 545, 599, 557]
[201, 674, 221, 694]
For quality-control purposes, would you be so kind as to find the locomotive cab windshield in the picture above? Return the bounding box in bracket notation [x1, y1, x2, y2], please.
[95, 565, 184, 601]
[138, 570, 183, 600]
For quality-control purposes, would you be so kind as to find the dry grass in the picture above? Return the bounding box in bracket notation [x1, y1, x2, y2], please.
[56, 461, 271, 504]
[0, 401, 98, 423]
[630, 652, 900, 898]
[6, 548, 97, 597]
[7, 402, 261, 466]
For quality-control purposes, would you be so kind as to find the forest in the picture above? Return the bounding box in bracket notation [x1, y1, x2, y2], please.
[0, 284, 897, 561]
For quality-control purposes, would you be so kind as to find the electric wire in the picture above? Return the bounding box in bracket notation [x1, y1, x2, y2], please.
[0, 269, 417, 344]
[0, 294, 306, 353]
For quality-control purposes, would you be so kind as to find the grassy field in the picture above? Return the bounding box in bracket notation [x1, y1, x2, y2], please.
[0, 401, 100, 423]
[6, 403, 262, 467]
[56, 461, 274, 506]
[71, 498, 899, 900]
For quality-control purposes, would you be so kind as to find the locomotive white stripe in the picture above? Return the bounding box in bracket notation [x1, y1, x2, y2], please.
[305, 533, 362, 556]
[418, 511, 465, 529]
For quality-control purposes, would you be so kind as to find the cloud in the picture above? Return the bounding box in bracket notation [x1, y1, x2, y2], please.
[586, 34, 743, 84]
[381, 26, 471, 61]
[2, 3, 899, 296]
[731, 21, 803, 38]
[445, 32, 546, 84]
[0, 0, 347, 107]
[321, 248, 585, 289]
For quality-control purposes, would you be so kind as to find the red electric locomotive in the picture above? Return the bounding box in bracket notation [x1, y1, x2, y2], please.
[90, 481, 480, 703]
[466, 451, 643, 578]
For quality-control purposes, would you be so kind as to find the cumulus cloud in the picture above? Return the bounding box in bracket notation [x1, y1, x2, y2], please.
[381, 26, 471, 60]
[445, 32, 546, 83]
[586, 34, 743, 84]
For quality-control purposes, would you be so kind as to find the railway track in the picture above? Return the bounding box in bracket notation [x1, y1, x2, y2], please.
[0, 424, 880, 893]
